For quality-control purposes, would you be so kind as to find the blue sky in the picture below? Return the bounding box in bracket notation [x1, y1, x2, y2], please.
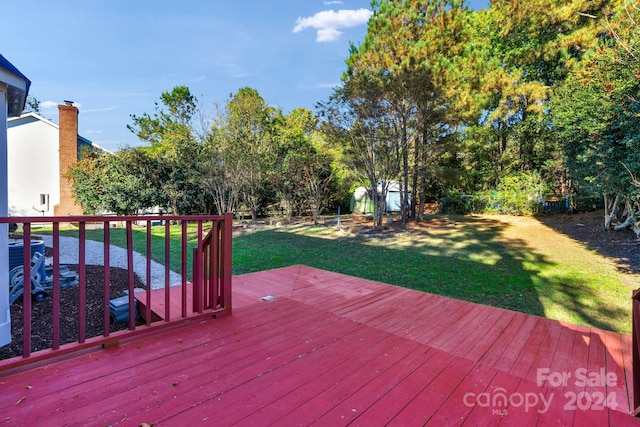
[4, 0, 488, 151]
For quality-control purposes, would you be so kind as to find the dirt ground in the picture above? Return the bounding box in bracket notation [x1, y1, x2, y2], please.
[2, 209, 637, 361]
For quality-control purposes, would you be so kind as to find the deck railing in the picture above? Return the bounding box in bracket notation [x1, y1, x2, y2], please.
[632, 288, 640, 415]
[0, 213, 232, 370]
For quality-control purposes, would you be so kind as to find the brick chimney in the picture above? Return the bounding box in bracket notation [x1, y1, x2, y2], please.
[54, 102, 83, 216]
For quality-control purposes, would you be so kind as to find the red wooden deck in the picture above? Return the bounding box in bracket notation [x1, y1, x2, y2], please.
[1, 265, 639, 426]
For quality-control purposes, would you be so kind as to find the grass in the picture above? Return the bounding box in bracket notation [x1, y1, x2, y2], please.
[52, 223, 203, 277]
[44, 214, 637, 334]
[233, 215, 637, 334]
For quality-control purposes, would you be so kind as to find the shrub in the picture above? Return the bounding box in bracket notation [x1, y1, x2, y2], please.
[441, 172, 550, 216]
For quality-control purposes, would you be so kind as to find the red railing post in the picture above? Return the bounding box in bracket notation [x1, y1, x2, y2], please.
[192, 246, 200, 313]
[633, 289, 640, 415]
[196, 221, 204, 314]
[221, 213, 233, 314]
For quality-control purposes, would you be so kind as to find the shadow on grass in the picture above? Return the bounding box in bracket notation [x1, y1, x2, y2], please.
[233, 215, 628, 333]
[536, 210, 640, 275]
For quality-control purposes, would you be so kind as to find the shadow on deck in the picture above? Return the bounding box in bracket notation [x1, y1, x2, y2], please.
[1, 265, 639, 426]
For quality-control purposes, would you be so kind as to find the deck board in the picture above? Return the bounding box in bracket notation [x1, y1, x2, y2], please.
[1, 265, 639, 426]
[388, 356, 477, 426]
[508, 316, 550, 378]
[426, 361, 499, 426]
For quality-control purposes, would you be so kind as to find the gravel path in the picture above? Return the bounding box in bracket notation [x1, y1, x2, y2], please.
[38, 235, 182, 290]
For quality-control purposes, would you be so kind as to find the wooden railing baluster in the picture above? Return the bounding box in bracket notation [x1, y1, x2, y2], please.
[78, 222, 86, 343]
[103, 222, 110, 337]
[22, 223, 31, 358]
[53, 223, 61, 349]
[0, 214, 232, 368]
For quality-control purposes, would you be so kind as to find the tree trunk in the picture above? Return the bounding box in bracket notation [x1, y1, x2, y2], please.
[604, 194, 620, 230]
[401, 115, 410, 225]
[411, 144, 419, 220]
[418, 132, 429, 221]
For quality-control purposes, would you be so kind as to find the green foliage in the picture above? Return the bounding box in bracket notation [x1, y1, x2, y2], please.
[459, 0, 618, 199]
[552, 4, 640, 229]
[67, 148, 165, 215]
[325, 0, 479, 226]
[328, 0, 614, 220]
[201, 88, 348, 219]
[128, 86, 209, 215]
[206, 87, 279, 219]
[442, 172, 548, 215]
[269, 108, 339, 221]
[66, 149, 109, 214]
[440, 188, 477, 214]
[487, 172, 548, 215]
[24, 95, 41, 115]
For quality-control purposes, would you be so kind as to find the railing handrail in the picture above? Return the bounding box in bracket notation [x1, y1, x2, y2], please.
[0, 213, 233, 370]
[0, 214, 228, 223]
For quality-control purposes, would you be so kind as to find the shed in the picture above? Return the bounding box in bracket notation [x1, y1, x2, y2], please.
[351, 186, 374, 213]
[350, 181, 411, 214]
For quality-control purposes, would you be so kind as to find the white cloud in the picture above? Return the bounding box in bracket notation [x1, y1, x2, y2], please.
[301, 82, 340, 90]
[293, 8, 372, 42]
[40, 101, 58, 110]
[324, 1, 343, 4]
[81, 107, 118, 113]
[317, 27, 342, 42]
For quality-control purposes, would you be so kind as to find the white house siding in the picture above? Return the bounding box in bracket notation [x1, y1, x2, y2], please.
[7, 114, 60, 216]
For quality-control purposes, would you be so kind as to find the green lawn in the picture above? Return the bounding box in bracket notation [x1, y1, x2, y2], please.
[233, 215, 637, 334]
[53, 214, 637, 333]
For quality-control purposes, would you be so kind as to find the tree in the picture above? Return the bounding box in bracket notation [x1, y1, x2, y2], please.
[270, 108, 337, 222]
[301, 137, 338, 224]
[67, 148, 164, 215]
[210, 88, 277, 219]
[320, 77, 400, 230]
[201, 123, 242, 216]
[332, 0, 478, 224]
[128, 86, 207, 215]
[66, 149, 109, 214]
[472, 0, 616, 189]
[24, 96, 41, 115]
[552, 4, 640, 233]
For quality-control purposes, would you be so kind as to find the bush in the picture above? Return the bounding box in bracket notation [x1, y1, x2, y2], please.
[440, 189, 484, 214]
[441, 172, 550, 216]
